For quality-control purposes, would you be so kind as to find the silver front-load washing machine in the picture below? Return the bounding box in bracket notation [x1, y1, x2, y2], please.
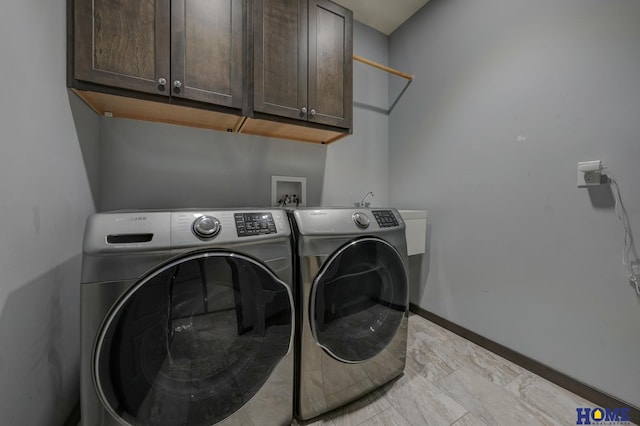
[288, 208, 409, 421]
[81, 209, 294, 426]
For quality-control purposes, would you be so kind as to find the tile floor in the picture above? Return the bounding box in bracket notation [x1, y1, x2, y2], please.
[298, 313, 637, 426]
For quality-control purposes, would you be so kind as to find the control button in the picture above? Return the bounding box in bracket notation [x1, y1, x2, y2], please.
[192, 215, 221, 239]
[372, 210, 398, 227]
[234, 212, 277, 237]
[353, 212, 370, 229]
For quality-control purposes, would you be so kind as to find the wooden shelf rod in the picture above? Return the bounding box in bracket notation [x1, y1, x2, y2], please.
[353, 54, 413, 81]
[353, 55, 414, 114]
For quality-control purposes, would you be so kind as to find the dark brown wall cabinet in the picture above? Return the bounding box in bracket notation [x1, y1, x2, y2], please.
[69, 0, 352, 144]
[252, 0, 353, 129]
[74, 0, 243, 107]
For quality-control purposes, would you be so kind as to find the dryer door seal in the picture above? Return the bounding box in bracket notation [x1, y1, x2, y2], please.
[310, 237, 408, 363]
[93, 250, 293, 426]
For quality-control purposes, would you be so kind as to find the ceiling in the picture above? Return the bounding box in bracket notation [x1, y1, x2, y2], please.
[332, 0, 429, 35]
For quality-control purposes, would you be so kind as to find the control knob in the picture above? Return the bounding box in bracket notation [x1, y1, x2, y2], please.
[192, 215, 221, 239]
[353, 212, 370, 229]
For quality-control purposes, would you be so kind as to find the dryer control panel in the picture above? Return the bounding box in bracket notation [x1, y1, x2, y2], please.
[235, 212, 277, 237]
[372, 210, 399, 228]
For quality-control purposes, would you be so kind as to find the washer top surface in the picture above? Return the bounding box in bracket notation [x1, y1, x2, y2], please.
[83, 208, 290, 254]
[290, 207, 404, 236]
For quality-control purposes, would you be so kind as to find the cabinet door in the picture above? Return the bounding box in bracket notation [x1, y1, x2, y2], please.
[254, 0, 308, 120]
[171, 0, 244, 109]
[74, 0, 171, 96]
[308, 0, 353, 129]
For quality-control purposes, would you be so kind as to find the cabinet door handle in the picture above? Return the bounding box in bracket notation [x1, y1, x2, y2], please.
[301, 107, 307, 114]
[310, 109, 316, 117]
[173, 80, 182, 88]
[158, 78, 167, 86]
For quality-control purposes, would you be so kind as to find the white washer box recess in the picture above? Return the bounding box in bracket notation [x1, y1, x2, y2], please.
[398, 210, 427, 256]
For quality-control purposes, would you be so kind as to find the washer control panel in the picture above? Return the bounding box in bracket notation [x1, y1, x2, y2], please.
[372, 210, 399, 228]
[235, 212, 277, 237]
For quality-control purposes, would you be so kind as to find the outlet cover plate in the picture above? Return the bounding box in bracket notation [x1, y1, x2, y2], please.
[578, 170, 601, 188]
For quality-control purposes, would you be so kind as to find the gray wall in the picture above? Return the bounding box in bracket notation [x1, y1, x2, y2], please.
[99, 118, 326, 210]
[390, 0, 640, 407]
[322, 21, 390, 207]
[100, 21, 390, 212]
[0, 0, 99, 424]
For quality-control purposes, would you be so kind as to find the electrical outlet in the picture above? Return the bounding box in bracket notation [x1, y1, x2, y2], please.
[584, 171, 600, 184]
[577, 170, 601, 188]
[577, 161, 603, 188]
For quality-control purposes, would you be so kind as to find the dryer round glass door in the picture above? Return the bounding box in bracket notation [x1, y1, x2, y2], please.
[93, 251, 293, 426]
[310, 237, 408, 363]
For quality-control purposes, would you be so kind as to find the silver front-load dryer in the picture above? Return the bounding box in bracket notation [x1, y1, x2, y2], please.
[288, 208, 409, 421]
[81, 209, 294, 426]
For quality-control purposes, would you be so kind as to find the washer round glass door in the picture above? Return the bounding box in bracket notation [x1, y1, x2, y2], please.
[94, 251, 293, 426]
[310, 237, 408, 363]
